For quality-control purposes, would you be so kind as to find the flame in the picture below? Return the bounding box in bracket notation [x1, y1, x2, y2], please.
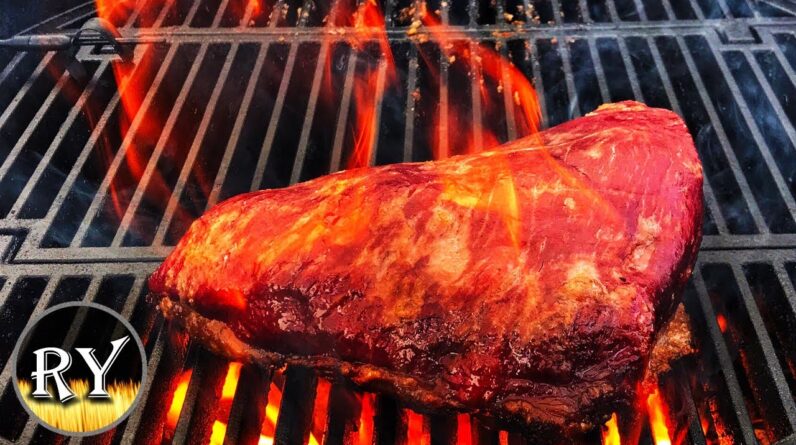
[406, 410, 430, 445]
[602, 413, 621, 445]
[456, 414, 472, 445]
[646, 388, 673, 445]
[17, 379, 140, 432]
[310, 379, 332, 443]
[260, 381, 284, 441]
[221, 362, 243, 399]
[499, 431, 509, 445]
[716, 314, 727, 333]
[358, 393, 376, 444]
[166, 369, 193, 432]
[247, 0, 263, 19]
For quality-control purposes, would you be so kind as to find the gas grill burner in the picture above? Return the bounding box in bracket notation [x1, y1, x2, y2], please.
[1, 0, 796, 444]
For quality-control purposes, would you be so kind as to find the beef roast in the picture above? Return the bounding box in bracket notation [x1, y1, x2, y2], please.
[150, 101, 703, 438]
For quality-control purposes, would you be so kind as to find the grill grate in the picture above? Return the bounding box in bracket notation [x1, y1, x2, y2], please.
[1, 0, 796, 443]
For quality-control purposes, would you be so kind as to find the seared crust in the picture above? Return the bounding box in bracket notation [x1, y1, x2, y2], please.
[158, 297, 465, 412]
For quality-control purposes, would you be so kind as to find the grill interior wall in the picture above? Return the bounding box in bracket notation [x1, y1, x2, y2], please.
[1, 0, 796, 443]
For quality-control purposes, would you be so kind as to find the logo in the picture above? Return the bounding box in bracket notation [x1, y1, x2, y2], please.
[11, 302, 147, 436]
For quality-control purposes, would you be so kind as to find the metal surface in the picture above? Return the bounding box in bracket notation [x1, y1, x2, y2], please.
[1, 0, 796, 443]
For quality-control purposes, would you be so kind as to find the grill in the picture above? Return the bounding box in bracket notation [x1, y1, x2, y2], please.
[1, 0, 796, 443]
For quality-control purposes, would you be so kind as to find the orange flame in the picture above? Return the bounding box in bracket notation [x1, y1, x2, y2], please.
[602, 413, 621, 445]
[456, 414, 472, 445]
[358, 393, 376, 444]
[166, 369, 193, 432]
[716, 314, 727, 333]
[407, 410, 430, 445]
[647, 388, 673, 445]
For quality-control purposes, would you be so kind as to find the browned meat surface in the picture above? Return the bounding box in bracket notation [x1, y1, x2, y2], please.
[150, 101, 704, 439]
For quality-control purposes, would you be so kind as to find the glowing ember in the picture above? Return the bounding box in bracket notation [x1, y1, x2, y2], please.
[407, 410, 430, 445]
[221, 362, 242, 399]
[647, 388, 673, 445]
[210, 420, 227, 445]
[358, 393, 376, 444]
[499, 430, 509, 445]
[602, 413, 621, 445]
[247, 0, 263, 18]
[260, 381, 283, 440]
[456, 414, 472, 445]
[310, 379, 332, 443]
[166, 369, 193, 432]
[716, 314, 728, 333]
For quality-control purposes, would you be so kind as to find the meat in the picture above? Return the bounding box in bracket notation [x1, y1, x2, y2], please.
[149, 101, 703, 438]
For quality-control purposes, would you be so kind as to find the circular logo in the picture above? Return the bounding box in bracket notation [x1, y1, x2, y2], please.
[11, 302, 147, 436]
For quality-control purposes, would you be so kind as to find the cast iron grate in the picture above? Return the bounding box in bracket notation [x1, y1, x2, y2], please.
[1, 0, 796, 443]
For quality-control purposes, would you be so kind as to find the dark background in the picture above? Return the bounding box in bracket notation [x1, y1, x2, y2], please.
[0, 0, 89, 37]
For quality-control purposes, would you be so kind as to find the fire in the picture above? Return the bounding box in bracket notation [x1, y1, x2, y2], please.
[406, 410, 430, 445]
[716, 314, 727, 333]
[456, 414, 472, 445]
[17, 379, 140, 432]
[166, 369, 193, 432]
[647, 388, 673, 445]
[602, 413, 621, 445]
[358, 393, 376, 444]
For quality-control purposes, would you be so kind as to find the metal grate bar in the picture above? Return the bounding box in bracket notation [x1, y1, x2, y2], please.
[67, 44, 181, 248]
[222, 364, 271, 445]
[274, 366, 318, 444]
[645, 34, 730, 234]
[499, 38, 519, 141]
[150, 43, 240, 244]
[0, 53, 55, 134]
[0, 68, 73, 183]
[366, 58, 389, 166]
[330, 48, 359, 171]
[108, 42, 213, 247]
[730, 262, 796, 430]
[673, 34, 769, 234]
[7, 60, 112, 217]
[402, 51, 418, 163]
[705, 42, 796, 226]
[67, 1, 203, 247]
[119, 322, 168, 445]
[0, 53, 26, 86]
[402, 1, 421, 163]
[470, 40, 484, 150]
[436, 0, 451, 159]
[205, 44, 269, 208]
[172, 350, 228, 445]
[691, 267, 758, 444]
[529, 38, 549, 127]
[289, 42, 330, 184]
[250, 0, 315, 189]
[556, 36, 580, 118]
[773, 261, 796, 320]
[741, 47, 796, 167]
[112, 1, 232, 246]
[0, 276, 59, 395]
[249, 45, 299, 187]
[207, 0, 286, 206]
[615, 37, 645, 100]
[660, 0, 677, 19]
[588, 37, 612, 103]
[633, 0, 649, 20]
[688, 0, 707, 19]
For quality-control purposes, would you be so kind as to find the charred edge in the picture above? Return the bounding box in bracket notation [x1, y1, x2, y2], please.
[157, 296, 467, 413]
